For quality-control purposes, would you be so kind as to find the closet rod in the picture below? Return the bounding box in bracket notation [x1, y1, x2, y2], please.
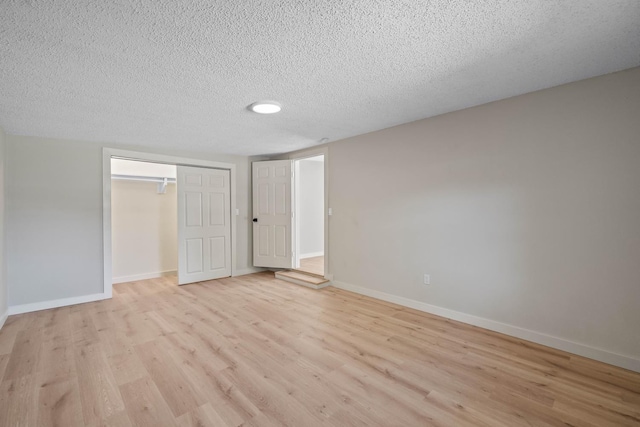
[111, 174, 176, 184]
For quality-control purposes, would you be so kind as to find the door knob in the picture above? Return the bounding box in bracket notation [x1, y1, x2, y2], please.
[253, 218, 258, 222]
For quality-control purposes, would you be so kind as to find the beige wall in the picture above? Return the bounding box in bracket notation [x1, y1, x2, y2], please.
[111, 179, 177, 283]
[5, 136, 255, 306]
[328, 67, 640, 365]
[6, 137, 104, 306]
[0, 126, 7, 321]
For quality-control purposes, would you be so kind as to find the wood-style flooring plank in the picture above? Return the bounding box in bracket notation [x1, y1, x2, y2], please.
[175, 402, 230, 427]
[37, 336, 76, 386]
[74, 343, 125, 425]
[0, 353, 9, 382]
[2, 327, 43, 381]
[135, 339, 204, 418]
[0, 314, 29, 356]
[119, 376, 177, 427]
[106, 348, 148, 386]
[0, 373, 39, 426]
[36, 378, 84, 427]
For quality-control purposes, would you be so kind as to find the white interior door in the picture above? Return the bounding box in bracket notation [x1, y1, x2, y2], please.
[177, 166, 231, 285]
[252, 160, 294, 268]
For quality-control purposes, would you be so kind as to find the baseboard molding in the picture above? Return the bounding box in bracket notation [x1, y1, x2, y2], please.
[8, 293, 110, 316]
[234, 267, 267, 277]
[332, 280, 640, 373]
[300, 252, 324, 259]
[0, 308, 8, 330]
[113, 270, 177, 284]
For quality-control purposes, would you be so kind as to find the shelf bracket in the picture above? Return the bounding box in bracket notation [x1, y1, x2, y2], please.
[157, 177, 168, 194]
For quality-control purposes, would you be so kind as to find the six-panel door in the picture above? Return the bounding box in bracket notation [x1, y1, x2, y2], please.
[252, 160, 294, 269]
[177, 166, 231, 284]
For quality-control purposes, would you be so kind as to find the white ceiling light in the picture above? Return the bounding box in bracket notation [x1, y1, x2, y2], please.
[249, 101, 281, 114]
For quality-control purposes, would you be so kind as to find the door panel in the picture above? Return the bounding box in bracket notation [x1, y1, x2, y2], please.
[209, 193, 225, 225]
[258, 225, 270, 256]
[185, 192, 203, 226]
[178, 166, 231, 284]
[209, 237, 226, 269]
[252, 160, 294, 268]
[258, 183, 269, 214]
[186, 238, 203, 273]
[275, 225, 287, 257]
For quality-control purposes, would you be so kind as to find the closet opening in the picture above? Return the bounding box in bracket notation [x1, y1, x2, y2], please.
[111, 158, 178, 285]
[103, 148, 238, 297]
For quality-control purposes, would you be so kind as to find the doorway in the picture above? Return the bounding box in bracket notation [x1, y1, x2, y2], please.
[250, 147, 329, 287]
[294, 155, 325, 276]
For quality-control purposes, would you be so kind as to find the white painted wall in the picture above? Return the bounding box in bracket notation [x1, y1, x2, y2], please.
[0, 126, 7, 325]
[5, 136, 255, 307]
[299, 158, 324, 257]
[111, 178, 177, 283]
[329, 67, 640, 368]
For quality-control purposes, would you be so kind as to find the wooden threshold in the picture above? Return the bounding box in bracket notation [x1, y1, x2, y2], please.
[275, 270, 330, 289]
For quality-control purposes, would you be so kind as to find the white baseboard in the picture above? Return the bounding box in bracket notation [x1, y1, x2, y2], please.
[332, 280, 640, 373]
[0, 308, 8, 330]
[300, 252, 324, 259]
[8, 293, 110, 316]
[113, 270, 177, 284]
[234, 267, 267, 276]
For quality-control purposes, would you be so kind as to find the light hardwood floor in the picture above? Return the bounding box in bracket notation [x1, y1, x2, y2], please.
[298, 256, 324, 276]
[0, 272, 639, 426]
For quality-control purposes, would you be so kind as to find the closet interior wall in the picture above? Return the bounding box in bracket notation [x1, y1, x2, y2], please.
[111, 159, 178, 283]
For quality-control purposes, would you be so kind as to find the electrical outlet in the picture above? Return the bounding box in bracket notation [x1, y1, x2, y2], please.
[423, 274, 430, 285]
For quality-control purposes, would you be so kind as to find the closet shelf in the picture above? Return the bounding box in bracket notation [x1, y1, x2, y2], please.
[111, 174, 176, 184]
[111, 174, 176, 194]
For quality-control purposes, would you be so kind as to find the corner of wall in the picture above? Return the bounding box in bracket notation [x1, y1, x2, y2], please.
[0, 126, 7, 328]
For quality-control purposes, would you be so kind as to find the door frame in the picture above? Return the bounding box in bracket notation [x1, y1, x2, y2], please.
[102, 148, 237, 297]
[287, 146, 330, 280]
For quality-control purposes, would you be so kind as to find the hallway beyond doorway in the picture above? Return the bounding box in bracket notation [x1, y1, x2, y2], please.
[298, 256, 324, 276]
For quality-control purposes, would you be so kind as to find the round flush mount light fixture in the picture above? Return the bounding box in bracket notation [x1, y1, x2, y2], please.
[249, 101, 281, 114]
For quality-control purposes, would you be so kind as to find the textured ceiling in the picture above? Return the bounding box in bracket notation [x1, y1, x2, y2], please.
[1, 1, 639, 156]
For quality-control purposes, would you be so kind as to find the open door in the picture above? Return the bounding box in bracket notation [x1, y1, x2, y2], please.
[177, 165, 231, 285]
[252, 160, 294, 269]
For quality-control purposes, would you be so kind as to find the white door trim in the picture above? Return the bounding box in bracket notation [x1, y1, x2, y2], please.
[103, 148, 237, 297]
[293, 159, 301, 269]
[287, 147, 330, 280]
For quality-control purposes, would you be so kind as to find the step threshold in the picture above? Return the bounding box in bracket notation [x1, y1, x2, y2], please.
[275, 270, 330, 290]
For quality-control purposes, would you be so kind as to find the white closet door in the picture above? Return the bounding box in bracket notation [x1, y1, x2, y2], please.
[177, 166, 231, 285]
[252, 160, 294, 269]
